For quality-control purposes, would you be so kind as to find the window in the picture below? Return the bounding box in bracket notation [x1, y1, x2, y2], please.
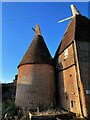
[86, 90, 90, 94]
[55, 57, 61, 69]
[64, 48, 68, 59]
[58, 56, 61, 63]
[71, 101, 74, 107]
[71, 101, 75, 108]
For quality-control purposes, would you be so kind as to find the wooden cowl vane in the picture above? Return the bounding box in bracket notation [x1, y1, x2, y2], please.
[15, 24, 55, 110]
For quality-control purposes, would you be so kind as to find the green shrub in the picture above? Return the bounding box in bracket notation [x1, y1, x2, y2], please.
[2, 99, 20, 117]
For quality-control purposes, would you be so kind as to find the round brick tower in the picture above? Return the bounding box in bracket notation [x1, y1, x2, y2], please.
[15, 24, 55, 110]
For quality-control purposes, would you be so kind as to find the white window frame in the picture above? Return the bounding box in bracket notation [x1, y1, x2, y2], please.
[86, 90, 90, 94]
[58, 56, 61, 63]
[64, 48, 68, 59]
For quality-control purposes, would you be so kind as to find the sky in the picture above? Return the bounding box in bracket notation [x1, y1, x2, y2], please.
[2, 2, 89, 83]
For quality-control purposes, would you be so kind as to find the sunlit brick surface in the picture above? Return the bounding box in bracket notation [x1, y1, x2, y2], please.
[15, 64, 55, 110]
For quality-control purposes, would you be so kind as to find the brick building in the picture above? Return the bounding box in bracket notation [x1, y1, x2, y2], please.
[15, 24, 55, 110]
[54, 5, 90, 118]
[15, 5, 90, 118]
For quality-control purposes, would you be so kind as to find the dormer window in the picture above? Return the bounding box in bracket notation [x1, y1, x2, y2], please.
[64, 48, 68, 59]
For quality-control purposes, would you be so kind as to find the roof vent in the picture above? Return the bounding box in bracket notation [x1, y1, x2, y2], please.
[70, 4, 80, 16]
[32, 24, 42, 36]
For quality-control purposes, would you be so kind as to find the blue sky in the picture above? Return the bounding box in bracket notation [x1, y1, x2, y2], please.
[2, 2, 89, 83]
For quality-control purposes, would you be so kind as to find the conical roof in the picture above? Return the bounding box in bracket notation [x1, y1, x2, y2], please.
[55, 14, 90, 57]
[18, 25, 52, 68]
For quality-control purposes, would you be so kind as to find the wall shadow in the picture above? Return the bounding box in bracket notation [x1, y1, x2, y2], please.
[54, 58, 70, 112]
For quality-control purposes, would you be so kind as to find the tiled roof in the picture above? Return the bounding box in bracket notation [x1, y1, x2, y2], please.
[18, 35, 53, 68]
[55, 15, 90, 58]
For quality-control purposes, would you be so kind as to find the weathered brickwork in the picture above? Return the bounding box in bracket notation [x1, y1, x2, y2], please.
[55, 15, 90, 118]
[15, 64, 55, 110]
[15, 14, 90, 119]
[55, 43, 82, 115]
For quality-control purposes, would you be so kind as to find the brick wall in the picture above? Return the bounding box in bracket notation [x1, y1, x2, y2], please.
[15, 64, 55, 110]
[55, 43, 82, 116]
